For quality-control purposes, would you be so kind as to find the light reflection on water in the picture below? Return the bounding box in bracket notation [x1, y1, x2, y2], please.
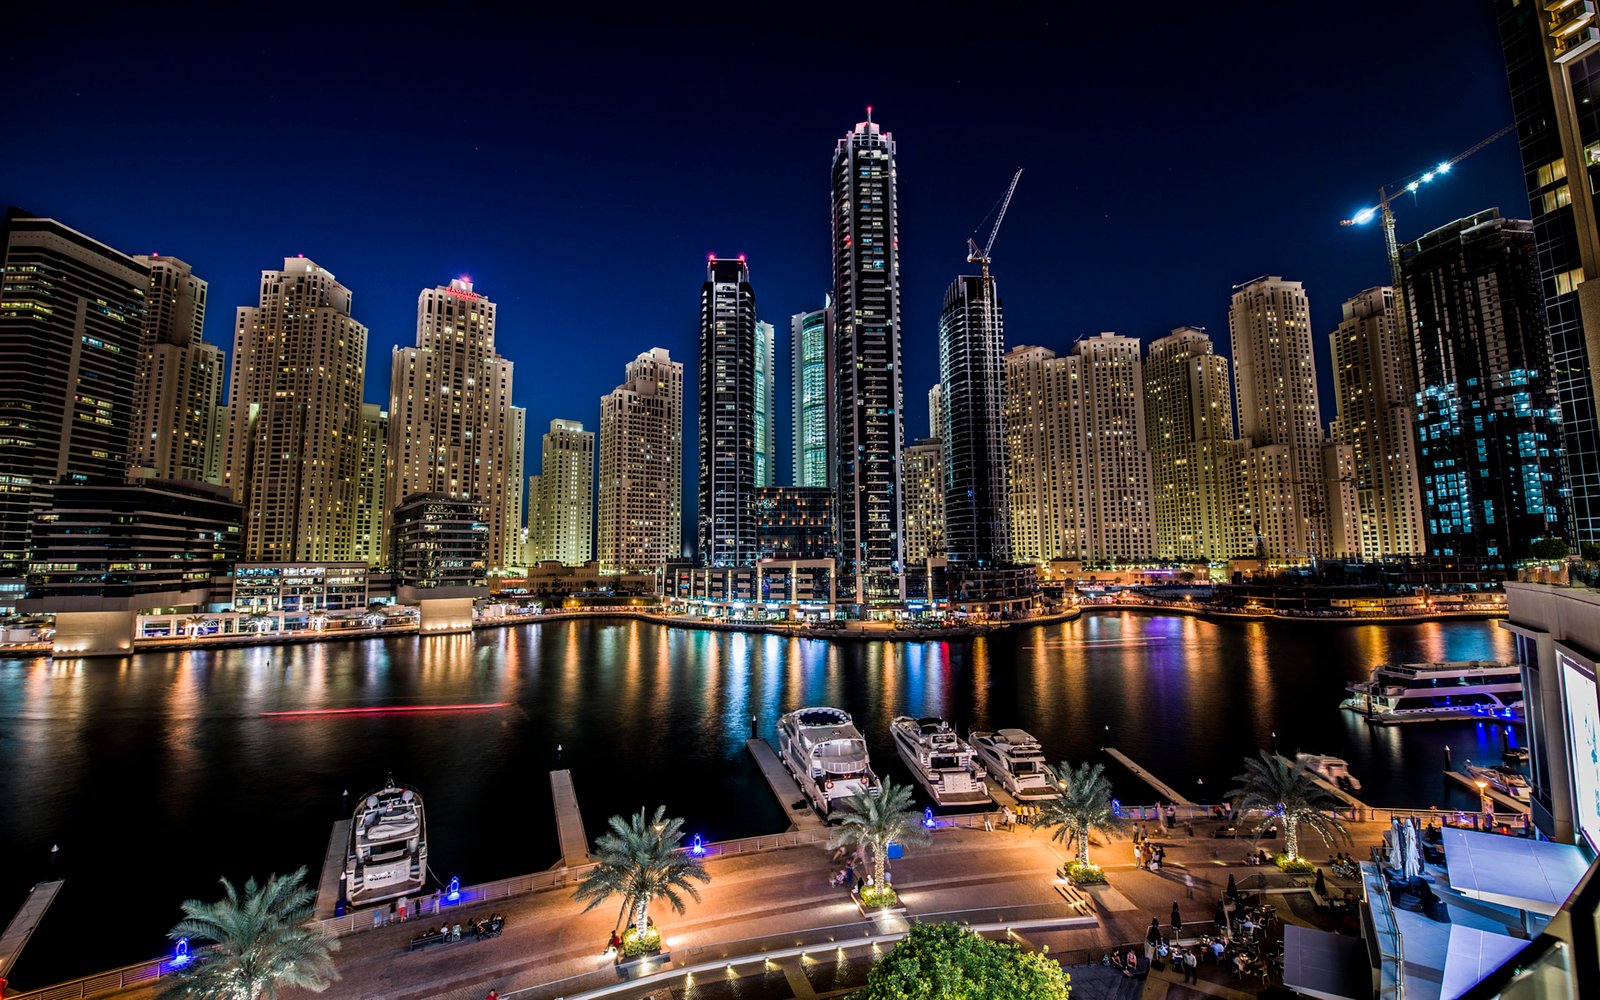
[0, 612, 1513, 988]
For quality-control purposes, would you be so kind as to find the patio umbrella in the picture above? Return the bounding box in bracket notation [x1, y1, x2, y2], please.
[1171, 901, 1183, 935]
[1148, 917, 1163, 944]
[1215, 899, 1228, 929]
[1403, 817, 1423, 881]
[1226, 873, 1238, 899]
[1315, 868, 1327, 897]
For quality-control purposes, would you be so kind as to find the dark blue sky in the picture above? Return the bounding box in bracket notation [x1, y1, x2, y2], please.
[4, 3, 1526, 518]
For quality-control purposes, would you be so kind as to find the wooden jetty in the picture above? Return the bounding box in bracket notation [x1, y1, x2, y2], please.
[313, 820, 352, 919]
[550, 770, 591, 867]
[0, 880, 63, 980]
[746, 738, 826, 831]
[1103, 747, 1196, 806]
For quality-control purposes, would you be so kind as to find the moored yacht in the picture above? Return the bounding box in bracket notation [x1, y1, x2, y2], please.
[777, 707, 881, 816]
[891, 717, 992, 807]
[1295, 753, 1362, 793]
[1340, 660, 1522, 724]
[1464, 762, 1532, 801]
[345, 778, 427, 907]
[969, 728, 1059, 801]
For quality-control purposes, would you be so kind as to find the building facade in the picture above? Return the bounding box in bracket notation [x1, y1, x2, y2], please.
[1327, 287, 1427, 560]
[754, 485, 834, 561]
[755, 318, 775, 488]
[391, 493, 489, 591]
[698, 258, 758, 566]
[1004, 345, 1075, 564]
[937, 274, 1010, 567]
[831, 113, 905, 603]
[598, 348, 683, 575]
[232, 562, 369, 619]
[1230, 276, 1334, 561]
[354, 404, 388, 568]
[1143, 327, 1245, 561]
[1496, 1, 1600, 548]
[1403, 210, 1566, 562]
[0, 214, 148, 575]
[385, 277, 520, 570]
[129, 255, 224, 484]
[901, 438, 945, 569]
[224, 256, 368, 563]
[928, 384, 943, 441]
[528, 418, 594, 566]
[790, 301, 832, 488]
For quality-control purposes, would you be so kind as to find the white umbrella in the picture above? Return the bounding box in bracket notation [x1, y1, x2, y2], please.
[1403, 817, 1423, 881]
[1387, 819, 1404, 869]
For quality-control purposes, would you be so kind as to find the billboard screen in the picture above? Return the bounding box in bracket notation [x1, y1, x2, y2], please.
[1559, 654, 1600, 853]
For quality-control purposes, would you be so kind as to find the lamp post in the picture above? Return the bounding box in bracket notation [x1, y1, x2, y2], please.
[1474, 779, 1492, 826]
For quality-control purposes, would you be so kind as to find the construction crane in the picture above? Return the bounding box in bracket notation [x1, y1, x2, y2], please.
[1340, 125, 1516, 347]
[968, 168, 1024, 279]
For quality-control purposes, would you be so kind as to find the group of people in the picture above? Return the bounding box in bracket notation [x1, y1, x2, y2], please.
[412, 914, 506, 946]
[1133, 835, 1166, 871]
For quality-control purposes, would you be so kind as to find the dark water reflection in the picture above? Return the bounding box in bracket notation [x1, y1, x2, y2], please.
[0, 613, 1514, 986]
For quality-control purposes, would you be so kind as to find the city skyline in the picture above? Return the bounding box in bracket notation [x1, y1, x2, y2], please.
[0, 3, 1527, 533]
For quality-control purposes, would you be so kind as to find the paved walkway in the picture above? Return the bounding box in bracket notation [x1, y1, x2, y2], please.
[73, 816, 1397, 1000]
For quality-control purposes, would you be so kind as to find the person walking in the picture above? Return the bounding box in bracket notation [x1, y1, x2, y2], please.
[1184, 947, 1199, 984]
[1172, 901, 1183, 937]
[1134, 841, 1142, 868]
[1185, 871, 1195, 899]
[398, 895, 408, 922]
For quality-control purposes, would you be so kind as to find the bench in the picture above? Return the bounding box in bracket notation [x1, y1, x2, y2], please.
[1055, 881, 1094, 913]
[408, 932, 450, 951]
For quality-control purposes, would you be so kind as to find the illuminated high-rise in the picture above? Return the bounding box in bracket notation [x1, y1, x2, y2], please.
[598, 348, 682, 574]
[755, 319, 775, 488]
[790, 300, 832, 488]
[937, 274, 1009, 567]
[698, 257, 757, 566]
[129, 255, 223, 484]
[354, 403, 388, 568]
[223, 256, 367, 563]
[528, 418, 594, 567]
[831, 111, 905, 603]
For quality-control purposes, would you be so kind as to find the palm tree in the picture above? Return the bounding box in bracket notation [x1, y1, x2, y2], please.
[828, 779, 931, 894]
[1031, 761, 1126, 866]
[1227, 751, 1351, 861]
[157, 866, 338, 1000]
[245, 610, 275, 635]
[573, 805, 710, 941]
[183, 615, 208, 638]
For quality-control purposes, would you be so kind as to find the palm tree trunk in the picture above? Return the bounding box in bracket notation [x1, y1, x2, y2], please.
[1078, 828, 1090, 866]
[873, 843, 886, 890]
[1286, 815, 1300, 861]
[633, 898, 649, 940]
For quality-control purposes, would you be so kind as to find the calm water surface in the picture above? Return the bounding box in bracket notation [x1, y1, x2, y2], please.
[0, 612, 1515, 987]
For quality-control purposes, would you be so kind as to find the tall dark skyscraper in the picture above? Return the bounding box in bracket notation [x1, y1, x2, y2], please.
[937, 274, 1009, 566]
[0, 212, 148, 576]
[1495, 1, 1600, 546]
[831, 112, 905, 604]
[1403, 209, 1566, 562]
[698, 256, 757, 566]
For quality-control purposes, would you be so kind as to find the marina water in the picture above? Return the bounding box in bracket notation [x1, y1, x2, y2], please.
[0, 612, 1514, 987]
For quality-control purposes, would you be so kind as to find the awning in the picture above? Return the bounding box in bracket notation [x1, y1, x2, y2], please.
[1439, 926, 1528, 1000]
[1282, 924, 1370, 1000]
[1441, 828, 1589, 916]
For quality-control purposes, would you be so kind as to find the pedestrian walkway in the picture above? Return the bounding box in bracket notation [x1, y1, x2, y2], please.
[550, 770, 590, 867]
[1104, 748, 1195, 806]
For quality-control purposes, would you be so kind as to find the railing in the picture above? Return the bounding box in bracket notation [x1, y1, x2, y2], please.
[6, 958, 170, 1000]
[1363, 861, 1406, 1000]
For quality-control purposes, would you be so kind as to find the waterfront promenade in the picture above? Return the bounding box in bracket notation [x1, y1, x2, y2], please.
[39, 815, 1417, 1000]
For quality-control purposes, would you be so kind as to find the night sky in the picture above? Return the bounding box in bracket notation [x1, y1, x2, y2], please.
[3, 3, 1527, 531]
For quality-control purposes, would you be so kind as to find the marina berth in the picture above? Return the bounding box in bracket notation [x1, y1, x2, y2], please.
[891, 716, 993, 807]
[776, 707, 881, 816]
[345, 778, 428, 907]
[1340, 660, 1522, 724]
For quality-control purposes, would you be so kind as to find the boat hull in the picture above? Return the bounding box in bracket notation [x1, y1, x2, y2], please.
[891, 722, 992, 808]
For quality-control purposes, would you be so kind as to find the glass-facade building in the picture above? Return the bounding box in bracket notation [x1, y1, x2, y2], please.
[1403, 210, 1566, 562]
[754, 486, 834, 561]
[831, 115, 905, 603]
[754, 319, 775, 489]
[937, 274, 1009, 567]
[1496, 1, 1600, 547]
[697, 257, 758, 567]
[790, 301, 832, 488]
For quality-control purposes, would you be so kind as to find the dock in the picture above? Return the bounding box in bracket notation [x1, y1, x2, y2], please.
[1103, 747, 1195, 806]
[550, 770, 591, 867]
[1445, 770, 1531, 815]
[746, 739, 826, 831]
[313, 820, 352, 919]
[0, 880, 63, 979]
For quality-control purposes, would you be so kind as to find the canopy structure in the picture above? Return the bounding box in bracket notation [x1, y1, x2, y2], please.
[1282, 924, 1369, 1000]
[1439, 926, 1527, 1000]
[1442, 828, 1589, 916]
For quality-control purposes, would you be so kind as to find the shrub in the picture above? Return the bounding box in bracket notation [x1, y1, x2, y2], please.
[1275, 855, 1318, 874]
[859, 884, 900, 909]
[1062, 860, 1107, 884]
[621, 926, 662, 958]
[862, 922, 1070, 1000]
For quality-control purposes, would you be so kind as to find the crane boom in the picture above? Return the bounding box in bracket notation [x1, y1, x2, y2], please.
[969, 168, 1023, 276]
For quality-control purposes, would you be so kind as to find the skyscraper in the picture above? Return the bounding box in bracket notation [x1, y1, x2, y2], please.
[1327, 287, 1426, 560]
[386, 277, 520, 570]
[1403, 210, 1566, 561]
[938, 274, 1009, 567]
[508, 405, 526, 566]
[224, 256, 367, 562]
[1005, 338, 1154, 563]
[790, 301, 833, 488]
[755, 319, 776, 488]
[354, 403, 388, 568]
[698, 257, 757, 566]
[902, 438, 945, 569]
[528, 418, 594, 566]
[831, 112, 905, 603]
[1144, 327, 1247, 561]
[1495, 1, 1600, 546]
[598, 348, 683, 574]
[129, 255, 224, 484]
[0, 213, 148, 575]
[1230, 276, 1332, 561]
[928, 384, 943, 442]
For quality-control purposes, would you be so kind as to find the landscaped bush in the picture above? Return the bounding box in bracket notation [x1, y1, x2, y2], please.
[621, 926, 662, 957]
[859, 884, 900, 908]
[1062, 860, 1107, 884]
[1275, 855, 1318, 874]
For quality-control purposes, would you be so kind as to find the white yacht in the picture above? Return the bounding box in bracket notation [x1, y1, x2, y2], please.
[969, 728, 1059, 801]
[777, 707, 881, 816]
[1295, 753, 1362, 794]
[891, 717, 992, 807]
[1464, 763, 1532, 801]
[345, 778, 427, 907]
[1340, 660, 1522, 724]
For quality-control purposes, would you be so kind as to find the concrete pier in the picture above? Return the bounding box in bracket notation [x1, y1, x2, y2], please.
[1103, 747, 1195, 806]
[1445, 769, 1530, 815]
[313, 820, 352, 919]
[746, 739, 826, 831]
[550, 770, 590, 867]
[1306, 774, 1370, 813]
[0, 880, 63, 979]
